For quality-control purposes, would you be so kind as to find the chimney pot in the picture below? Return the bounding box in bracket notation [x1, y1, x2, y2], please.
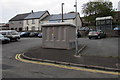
[31, 10, 34, 13]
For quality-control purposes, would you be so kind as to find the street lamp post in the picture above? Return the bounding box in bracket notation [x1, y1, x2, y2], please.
[74, 0, 79, 56]
[62, 3, 64, 22]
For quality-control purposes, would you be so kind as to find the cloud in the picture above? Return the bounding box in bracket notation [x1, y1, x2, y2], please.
[0, 0, 119, 23]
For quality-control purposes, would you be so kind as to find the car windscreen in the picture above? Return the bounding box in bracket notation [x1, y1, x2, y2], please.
[0, 34, 4, 38]
[20, 32, 26, 35]
[11, 31, 19, 35]
[0, 32, 6, 35]
[89, 30, 97, 32]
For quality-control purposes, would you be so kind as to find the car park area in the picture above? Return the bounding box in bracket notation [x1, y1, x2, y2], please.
[0, 30, 20, 41]
[2, 37, 119, 78]
[79, 38, 118, 57]
[0, 30, 43, 44]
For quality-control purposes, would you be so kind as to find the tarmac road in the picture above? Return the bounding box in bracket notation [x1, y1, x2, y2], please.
[1, 38, 119, 78]
[79, 38, 119, 57]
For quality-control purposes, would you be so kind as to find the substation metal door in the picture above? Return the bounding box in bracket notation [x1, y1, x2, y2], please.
[50, 26, 67, 48]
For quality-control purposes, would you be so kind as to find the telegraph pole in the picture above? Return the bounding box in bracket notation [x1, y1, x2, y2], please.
[74, 0, 78, 56]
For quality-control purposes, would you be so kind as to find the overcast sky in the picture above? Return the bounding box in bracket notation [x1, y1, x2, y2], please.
[0, 0, 119, 23]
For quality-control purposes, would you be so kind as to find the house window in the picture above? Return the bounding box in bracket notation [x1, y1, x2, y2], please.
[19, 28, 22, 31]
[19, 21, 22, 24]
[11, 28, 14, 30]
[32, 19, 35, 24]
[38, 27, 41, 31]
[15, 28, 17, 31]
[27, 27, 28, 31]
[26, 20, 28, 25]
[40, 21, 43, 24]
[11, 21, 14, 24]
[39, 20, 41, 23]
[25, 27, 28, 31]
[31, 26, 35, 31]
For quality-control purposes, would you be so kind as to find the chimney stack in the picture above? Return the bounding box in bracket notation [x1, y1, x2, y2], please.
[31, 10, 34, 13]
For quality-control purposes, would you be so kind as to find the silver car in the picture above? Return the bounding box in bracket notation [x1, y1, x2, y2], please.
[0, 34, 10, 44]
[0, 30, 20, 41]
[88, 30, 106, 39]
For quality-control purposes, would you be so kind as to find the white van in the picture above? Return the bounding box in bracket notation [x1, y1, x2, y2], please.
[0, 30, 20, 41]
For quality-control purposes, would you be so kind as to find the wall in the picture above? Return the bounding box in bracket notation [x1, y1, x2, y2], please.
[9, 20, 23, 31]
[39, 12, 50, 30]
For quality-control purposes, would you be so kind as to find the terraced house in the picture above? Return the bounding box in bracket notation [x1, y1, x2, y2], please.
[9, 10, 50, 31]
[9, 11, 82, 31]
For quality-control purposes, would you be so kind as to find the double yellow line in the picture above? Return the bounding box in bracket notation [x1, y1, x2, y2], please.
[15, 54, 120, 76]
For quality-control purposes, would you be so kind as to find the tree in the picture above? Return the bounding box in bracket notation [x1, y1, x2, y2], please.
[82, 1, 115, 26]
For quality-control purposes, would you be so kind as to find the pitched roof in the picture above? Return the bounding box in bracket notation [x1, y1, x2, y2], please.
[42, 12, 77, 21]
[9, 10, 49, 21]
[9, 13, 30, 21]
[25, 11, 47, 19]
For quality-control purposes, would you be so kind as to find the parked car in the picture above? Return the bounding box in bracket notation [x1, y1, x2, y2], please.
[29, 32, 39, 37]
[20, 32, 31, 37]
[19, 32, 26, 35]
[88, 30, 106, 39]
[38, 33, 42, 38]
[0, 34, 10, 44]
[113, 27, 120, 30]
[0, 30, 20, 41]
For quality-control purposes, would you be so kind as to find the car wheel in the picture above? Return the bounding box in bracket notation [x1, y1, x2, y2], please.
[98, 36, 101, 39]
[89, 37, 91, 39]
[15, 38, 18, 41]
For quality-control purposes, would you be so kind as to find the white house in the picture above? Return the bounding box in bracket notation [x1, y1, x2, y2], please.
[9, 10, 50, 31]
[23, 10, 50, 31]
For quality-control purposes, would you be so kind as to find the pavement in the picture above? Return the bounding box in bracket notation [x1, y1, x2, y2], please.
[20, 44, 120, 72]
